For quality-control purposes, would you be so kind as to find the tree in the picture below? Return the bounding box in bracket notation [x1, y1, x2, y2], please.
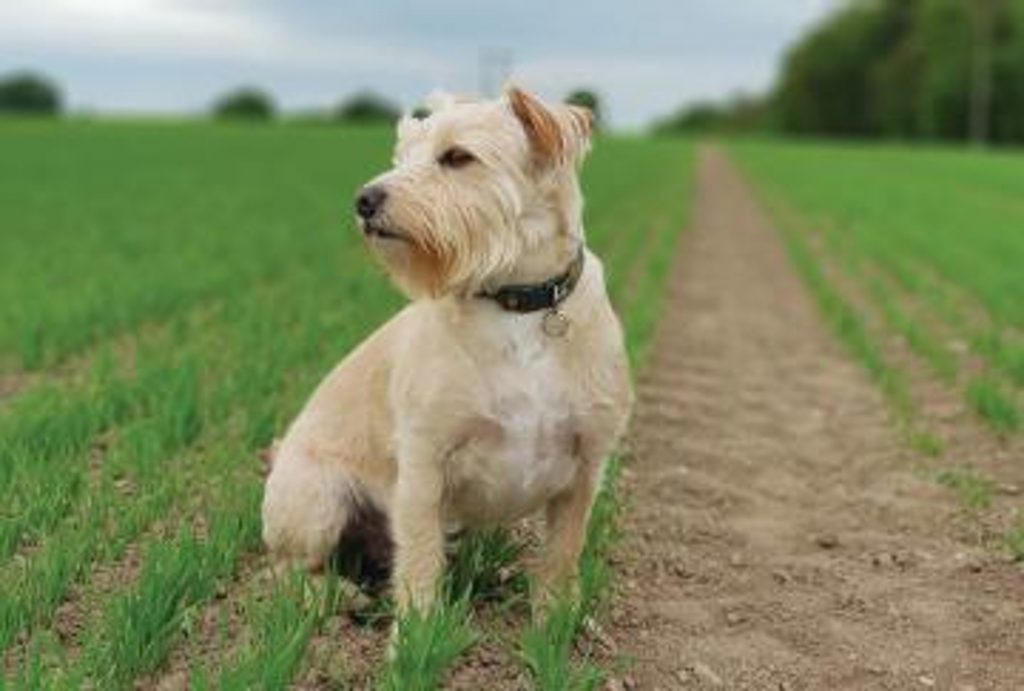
[651, 0, 1024, 144]
[653, 93, 772, 136]
[334, 91, 400, 124]
[654, 103, 727, 134]
[969, 0, 997, 145]
[770, 0, 1024, 144]
[0, 71, 62, 116]
[774, 2, 907, 137]
[212, 87, 276, 121]
[565, 89, 602, 128]
[991, 0, 1024, 142]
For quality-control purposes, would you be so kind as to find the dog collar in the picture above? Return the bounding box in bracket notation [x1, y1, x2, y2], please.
[478, 246, 585, 315]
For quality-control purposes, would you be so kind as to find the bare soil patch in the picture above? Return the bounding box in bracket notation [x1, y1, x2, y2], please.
[601, 148, 1024, 690]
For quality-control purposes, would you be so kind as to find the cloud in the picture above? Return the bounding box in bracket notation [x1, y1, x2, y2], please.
[712, 0, 837, 25]
[0, 0, 840, 127]
[0, 0, 448, 77]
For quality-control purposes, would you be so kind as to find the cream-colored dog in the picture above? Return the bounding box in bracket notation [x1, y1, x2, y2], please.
[261, 86, 632, 615]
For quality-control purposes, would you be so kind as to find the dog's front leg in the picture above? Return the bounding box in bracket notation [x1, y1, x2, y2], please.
[536, 454, 604, 608]
[391, 445, 446, 615]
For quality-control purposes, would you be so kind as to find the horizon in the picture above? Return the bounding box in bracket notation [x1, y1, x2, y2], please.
[0, 0, 838, 131]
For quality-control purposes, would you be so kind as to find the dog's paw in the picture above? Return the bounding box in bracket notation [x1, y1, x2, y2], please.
[387, 619, 401, 661]
[529, 578, 581, 623]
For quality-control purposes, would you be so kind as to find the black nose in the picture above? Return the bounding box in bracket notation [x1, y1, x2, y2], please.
[356, 186, 387, 220]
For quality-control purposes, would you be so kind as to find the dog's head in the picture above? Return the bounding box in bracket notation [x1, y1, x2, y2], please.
[354, 87, 593, 299]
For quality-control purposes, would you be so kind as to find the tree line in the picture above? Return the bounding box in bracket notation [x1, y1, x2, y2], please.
[0, 72, 407, 124]
[658, 0, 1024, 145]
[0, 70, 604, 128]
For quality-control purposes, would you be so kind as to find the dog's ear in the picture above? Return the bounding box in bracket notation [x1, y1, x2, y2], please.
[397, 113, 423, 142]
[507, 86, 591, 167]
[508, 87, 564, 162]
[566, 104, 594, 141]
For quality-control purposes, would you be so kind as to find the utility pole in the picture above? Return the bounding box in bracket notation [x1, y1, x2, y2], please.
[969, 0, 996, 146]
[478, 48, 514, 97]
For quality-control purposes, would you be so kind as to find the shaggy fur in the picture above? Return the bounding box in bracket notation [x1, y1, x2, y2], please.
[261, 87, 633, 615]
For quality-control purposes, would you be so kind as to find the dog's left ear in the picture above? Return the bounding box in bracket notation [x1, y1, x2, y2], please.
[507, 86, 592, 168]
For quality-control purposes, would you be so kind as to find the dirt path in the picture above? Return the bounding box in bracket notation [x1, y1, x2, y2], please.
[603, 148, 1024, 690]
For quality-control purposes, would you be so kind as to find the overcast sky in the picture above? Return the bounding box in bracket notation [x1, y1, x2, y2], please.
[0, 0, 838, 129]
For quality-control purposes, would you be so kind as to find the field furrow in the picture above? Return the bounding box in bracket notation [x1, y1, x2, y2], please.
[732, 142, 1024, 578]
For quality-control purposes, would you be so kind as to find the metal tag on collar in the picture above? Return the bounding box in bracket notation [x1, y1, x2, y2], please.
[542, 308, 570, 338]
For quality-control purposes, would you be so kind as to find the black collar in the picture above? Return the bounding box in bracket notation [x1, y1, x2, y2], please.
[478, 246, 585, 313]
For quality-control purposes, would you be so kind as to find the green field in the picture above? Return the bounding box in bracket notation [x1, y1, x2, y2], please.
[0, 121, 693, 689]
[8, 122, 1019, 689]
[733, 141, 1024, 439]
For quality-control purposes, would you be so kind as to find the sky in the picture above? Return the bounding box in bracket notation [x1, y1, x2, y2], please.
[0, 0, 839, 130]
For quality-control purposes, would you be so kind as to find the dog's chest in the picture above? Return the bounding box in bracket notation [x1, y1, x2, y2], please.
[494, 355, 573, 479]
[449, 330, 579, 521]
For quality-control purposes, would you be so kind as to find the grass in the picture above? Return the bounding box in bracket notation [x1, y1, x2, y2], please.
[1005, 514, 1024, 563]
[521, 600, 603, 691]
[66, 501, 261, 689]
[379, 595, 477, 691]
[519, 458, 624, 690]
[0, 273, 357, 660]
[0, 119, 693, 688]
[935, 466, 995, 511]
[192, 573, 343, 691]
[967, 378, 1020, 435]
[733, 140, 1024, 436]
[733, 139, 1021, 570]
[760, 192, 913, 420]
[376, 529, 528, 690]
[0, 121, 386, 370]
[445, 529, 528, 604]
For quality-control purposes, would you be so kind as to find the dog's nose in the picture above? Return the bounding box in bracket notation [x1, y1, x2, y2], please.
[356, 186, 387, 220]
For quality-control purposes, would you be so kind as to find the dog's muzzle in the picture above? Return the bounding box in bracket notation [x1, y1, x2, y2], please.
[355, 185, 408, 241]
[355, 185, 387, 221]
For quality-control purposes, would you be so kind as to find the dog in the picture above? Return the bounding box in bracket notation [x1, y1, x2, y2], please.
[261, 86, 633, 616]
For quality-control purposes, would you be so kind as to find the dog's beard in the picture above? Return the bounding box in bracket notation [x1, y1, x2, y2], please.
[369, 188, 528, 299]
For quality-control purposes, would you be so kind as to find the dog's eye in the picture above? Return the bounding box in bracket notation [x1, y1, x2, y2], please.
[437, 147, 476, 169]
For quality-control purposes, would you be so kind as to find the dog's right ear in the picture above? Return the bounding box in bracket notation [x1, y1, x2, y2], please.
[507, 86, 591, 168]
[397, 113, 424, 141]
[508, 87, 565, 163]
[566, 104, 594, 143]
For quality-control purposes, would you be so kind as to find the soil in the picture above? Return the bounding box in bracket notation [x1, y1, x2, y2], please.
[599, 148, 1024, 690]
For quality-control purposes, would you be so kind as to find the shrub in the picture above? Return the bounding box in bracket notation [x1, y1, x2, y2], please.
[334, 91, 400, 124]
[0, 71, 62, 116]
[211, 87, 276, 121]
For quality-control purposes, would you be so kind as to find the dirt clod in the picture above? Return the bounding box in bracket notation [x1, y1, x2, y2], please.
[814, 533, 840, 550]
[689, 661, 723, 687]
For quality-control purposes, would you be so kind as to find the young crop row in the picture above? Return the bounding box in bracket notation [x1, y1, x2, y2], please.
[731, 140, 1023, 568]
[0, 122, 693, 689]
[732, 140, 1023, 438]
[0, 122, 392, 371]
[3, 250, 395, 686]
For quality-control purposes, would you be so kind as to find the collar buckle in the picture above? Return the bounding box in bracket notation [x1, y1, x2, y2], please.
[552, 282, 565, 304]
